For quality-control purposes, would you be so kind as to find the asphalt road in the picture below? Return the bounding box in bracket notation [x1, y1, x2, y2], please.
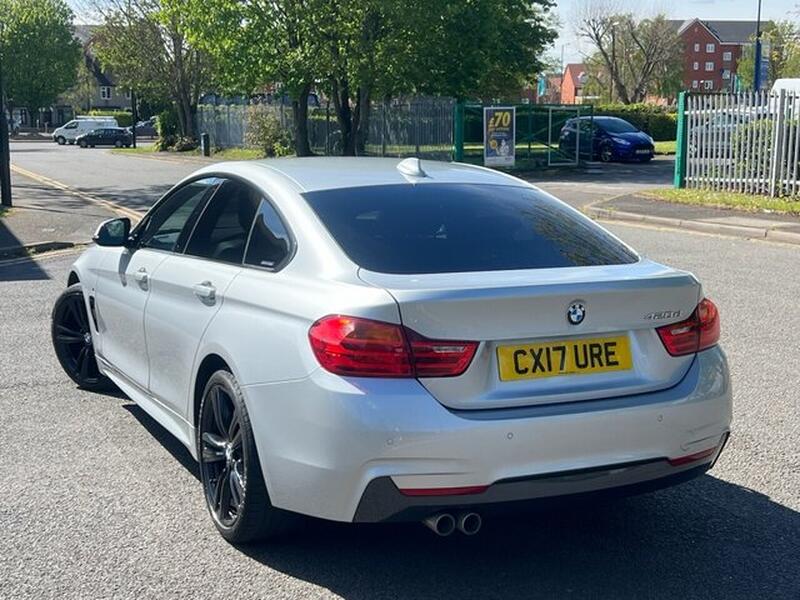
[8, 140, 674, 211]
[1, 143, 798, 599]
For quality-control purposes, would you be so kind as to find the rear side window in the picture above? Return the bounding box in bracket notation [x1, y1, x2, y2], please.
[303, 184, 637, 274]
[244, 199, 291, 269]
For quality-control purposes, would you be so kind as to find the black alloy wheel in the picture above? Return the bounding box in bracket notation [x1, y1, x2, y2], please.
[198, 370, 296, 543]
[51, 284, 111, 391]
[79, 139, 87, 148]
[600, 144, 614, 162]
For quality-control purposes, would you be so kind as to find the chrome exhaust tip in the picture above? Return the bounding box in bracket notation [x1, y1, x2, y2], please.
[422, 513, 456, 536]
[456, 512, 482, 536]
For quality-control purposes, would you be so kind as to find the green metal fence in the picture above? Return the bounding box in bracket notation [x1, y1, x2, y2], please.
[455, 102, 595, 169]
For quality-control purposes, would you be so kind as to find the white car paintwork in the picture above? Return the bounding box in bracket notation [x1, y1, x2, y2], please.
[67, 157, 732, 523]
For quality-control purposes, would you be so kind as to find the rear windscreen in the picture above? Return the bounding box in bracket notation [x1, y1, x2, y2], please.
[303, 184, 638, 274]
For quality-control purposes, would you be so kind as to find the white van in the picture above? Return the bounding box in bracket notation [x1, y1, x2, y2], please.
[52, 117, 119, 145]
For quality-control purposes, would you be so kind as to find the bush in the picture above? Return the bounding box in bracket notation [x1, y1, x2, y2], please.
[593, 104, 677, 141]
[84, 109, 133, 128]
[244, 107, 293, 157]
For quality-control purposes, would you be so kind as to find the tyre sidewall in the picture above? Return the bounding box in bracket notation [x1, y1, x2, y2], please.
[198, 369, 290, 543]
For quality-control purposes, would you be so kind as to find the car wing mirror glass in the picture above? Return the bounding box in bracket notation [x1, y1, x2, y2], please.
[93, 217, 131, 247]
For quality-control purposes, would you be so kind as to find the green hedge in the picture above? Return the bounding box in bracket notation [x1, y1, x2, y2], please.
[593, 104, 677, 141]
[83, 109, 134, 128]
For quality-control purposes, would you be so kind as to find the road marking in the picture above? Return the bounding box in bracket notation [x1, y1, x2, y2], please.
[108, 149, 210, 165]
[10, 164, 143, 221]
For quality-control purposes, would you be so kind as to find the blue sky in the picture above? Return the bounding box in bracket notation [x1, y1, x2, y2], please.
[555, 0, 797, 65]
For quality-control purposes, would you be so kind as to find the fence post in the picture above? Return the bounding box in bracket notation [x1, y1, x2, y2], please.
[673, 91, 688, 188]
[769, 89, 786, 197]
[453, 100, 465, 161]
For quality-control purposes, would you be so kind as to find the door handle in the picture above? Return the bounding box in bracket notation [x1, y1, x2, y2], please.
[133, 268, 148, 288]
[192, 281, 216, 302]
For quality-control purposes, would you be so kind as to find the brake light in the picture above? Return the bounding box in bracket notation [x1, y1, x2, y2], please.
[656, 298, 720, 357]
[308, 315, 478, 378]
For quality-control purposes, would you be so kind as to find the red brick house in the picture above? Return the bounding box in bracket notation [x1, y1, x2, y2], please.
[561, 63, 588, 104]
[671, 19, 761, 92]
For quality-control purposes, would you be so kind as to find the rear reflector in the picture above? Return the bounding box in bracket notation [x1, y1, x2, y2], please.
[308, 315, 478, 378]
[399, 485, 489, 497]
[668, 446, 717, 466]
[657, 298, 720, 357]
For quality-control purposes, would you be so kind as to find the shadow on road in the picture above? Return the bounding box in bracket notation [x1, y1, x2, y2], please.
[526, 157, 674, 187]
[126, 395, 799, 599]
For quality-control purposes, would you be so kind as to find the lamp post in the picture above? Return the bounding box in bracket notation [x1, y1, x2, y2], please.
[753, 0, 763, 91]
[0, 21, 12, 208]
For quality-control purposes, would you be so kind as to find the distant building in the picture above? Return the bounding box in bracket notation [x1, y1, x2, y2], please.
[670, 19, 762, 92]
[561, 64, 588, 104]
[71, 25, 133, 112]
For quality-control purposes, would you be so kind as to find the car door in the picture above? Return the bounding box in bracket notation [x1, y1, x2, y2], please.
[93, 178, 219, 390]
[143, 177, 262, 418]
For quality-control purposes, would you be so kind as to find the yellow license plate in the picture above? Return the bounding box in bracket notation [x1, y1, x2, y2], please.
[497, 335, 633, 381]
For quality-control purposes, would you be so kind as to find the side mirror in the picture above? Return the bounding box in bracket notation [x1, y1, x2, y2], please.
[93, 217, 131, 247]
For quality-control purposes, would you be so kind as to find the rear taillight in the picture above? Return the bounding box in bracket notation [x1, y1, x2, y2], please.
[308, 315, 478, 378]
[656, 298, 720, 357]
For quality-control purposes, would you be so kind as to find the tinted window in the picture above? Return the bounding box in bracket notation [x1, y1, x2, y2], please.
[138, 179, 217, 252]
[596, 118, 638, 134]
[303, 184, 637, 274]
[185, 179, 259, 264]
[244, 199, 291, 269]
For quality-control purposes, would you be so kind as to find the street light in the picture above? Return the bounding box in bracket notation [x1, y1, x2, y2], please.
[753, 0, 763, 91]
[0, 21, 12, 208]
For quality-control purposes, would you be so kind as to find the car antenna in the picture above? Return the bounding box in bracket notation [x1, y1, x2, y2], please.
[396, 157, 427, 178]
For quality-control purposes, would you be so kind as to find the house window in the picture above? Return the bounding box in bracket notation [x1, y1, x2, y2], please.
[706, 43, 715, 53]
[705, 62, 715, 71]
[692, 80, 699, 89]
[693, 61, 699, 71]
[704, 80, 714, 90]
[722, 69, 731, 80]
[100, 86, 112, 100]
[723, 51, 732, 62]
[694, 43, 700, 52]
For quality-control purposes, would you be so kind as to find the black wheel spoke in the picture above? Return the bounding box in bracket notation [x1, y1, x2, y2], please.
[202, 431, 226, 449]
[56, 324, 83, 344]
[213, 466, 228, 510]
[77, 347, 89, 379]
[229, 465, 244, 509]
[211, 388, 227, 436]
[228, 407, 240, 440]
[230, 428, 242, 452]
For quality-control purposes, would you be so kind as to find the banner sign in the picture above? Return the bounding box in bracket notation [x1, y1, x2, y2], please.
[483, 106, 515, 167]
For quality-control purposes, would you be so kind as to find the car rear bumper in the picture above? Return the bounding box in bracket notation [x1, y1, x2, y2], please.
[242, 346, 732, 523]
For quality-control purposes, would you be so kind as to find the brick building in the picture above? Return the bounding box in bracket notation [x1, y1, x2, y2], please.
[561, 63, 588, 104]
[671, 19, 761, 92]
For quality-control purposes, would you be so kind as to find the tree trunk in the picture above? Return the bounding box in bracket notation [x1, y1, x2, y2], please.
[332, 79, 355, 156]
[292, 82, 313, 156]
[355, 87, 371, 156]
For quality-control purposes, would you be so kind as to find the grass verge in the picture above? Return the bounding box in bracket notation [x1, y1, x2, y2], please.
[110, 145, 157, 155]
[654, 140, 676, 155]
[644, 188, 800, 215]
[0, 206, 8, 219]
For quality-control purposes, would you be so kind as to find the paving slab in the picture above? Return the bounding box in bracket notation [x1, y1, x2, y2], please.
[0, 172, 118, 257]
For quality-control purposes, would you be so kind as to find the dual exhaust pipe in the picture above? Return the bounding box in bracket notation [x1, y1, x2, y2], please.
[423, 511, 482, 536]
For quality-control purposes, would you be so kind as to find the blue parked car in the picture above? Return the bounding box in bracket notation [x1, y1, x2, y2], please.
[559, 116, 655, 163]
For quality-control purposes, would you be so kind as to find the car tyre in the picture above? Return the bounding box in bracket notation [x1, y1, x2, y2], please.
[198, 369, 297, 543]
[56, 136, 66, 145]
[51, 283, 113, 391]
[79, 139, 87, 148]
[600, 144, 614, 163]
[114, 140, 123, 148]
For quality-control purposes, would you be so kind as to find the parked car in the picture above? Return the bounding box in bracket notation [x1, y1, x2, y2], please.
[127, 117, 157, 138]
[559, 116, 655, 163]
[52, 117, 119, 145]
[51, 158, 731, 542]
[75, 127, 133, 148]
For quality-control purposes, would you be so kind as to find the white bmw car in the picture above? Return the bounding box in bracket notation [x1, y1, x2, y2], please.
[52, 158, 731, 541]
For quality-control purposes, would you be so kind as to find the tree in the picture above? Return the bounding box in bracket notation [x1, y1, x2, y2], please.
[88, 0, 215, 138]
[577, 4, 682, 104]
[737, 21, 800, 90]
[0, 0, 81, 123]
